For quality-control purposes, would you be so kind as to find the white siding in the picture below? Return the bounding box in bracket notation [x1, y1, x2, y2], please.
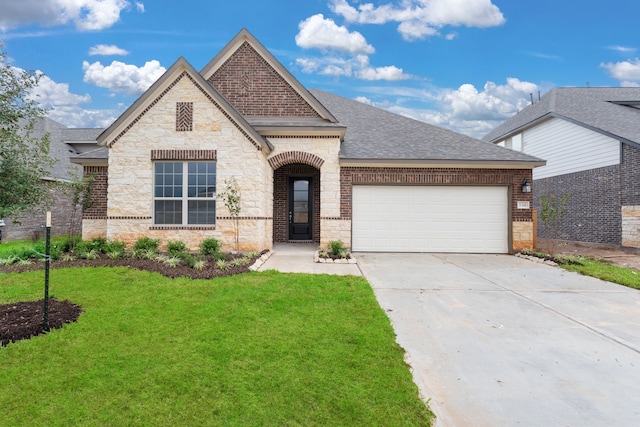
[524, 118, 620, 179]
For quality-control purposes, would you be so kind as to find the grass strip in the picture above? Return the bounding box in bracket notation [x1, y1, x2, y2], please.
[558, 256, 640, 289]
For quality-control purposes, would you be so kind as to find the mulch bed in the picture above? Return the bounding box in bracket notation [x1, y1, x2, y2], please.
[0, 251, 265, 347]
[1, 298, 83, 347]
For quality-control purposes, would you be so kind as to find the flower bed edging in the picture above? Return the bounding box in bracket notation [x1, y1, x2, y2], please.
[249, 250, 274, 271]
[314, 251, 357, 265]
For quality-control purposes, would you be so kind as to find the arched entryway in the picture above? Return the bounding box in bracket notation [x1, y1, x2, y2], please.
[273, 164, 320, 243]
[269, 152, 323, 244]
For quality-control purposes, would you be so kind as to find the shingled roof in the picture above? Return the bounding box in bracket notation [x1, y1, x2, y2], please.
[310, 89, 544, 167]
[483, 87, 640, 147]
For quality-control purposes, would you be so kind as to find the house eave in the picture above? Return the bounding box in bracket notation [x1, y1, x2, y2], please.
[339, 158, 546, 169]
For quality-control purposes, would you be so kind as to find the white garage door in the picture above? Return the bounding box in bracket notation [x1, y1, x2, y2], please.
[352, 185, 509, 253]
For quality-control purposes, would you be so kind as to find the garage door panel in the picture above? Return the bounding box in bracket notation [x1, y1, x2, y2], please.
[352, 186, 508, 253]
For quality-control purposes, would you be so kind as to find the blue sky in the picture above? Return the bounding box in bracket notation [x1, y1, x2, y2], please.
[2, 0, 640, 138]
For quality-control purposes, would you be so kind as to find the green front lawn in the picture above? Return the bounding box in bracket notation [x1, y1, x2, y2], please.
[1, 268, 433, 426]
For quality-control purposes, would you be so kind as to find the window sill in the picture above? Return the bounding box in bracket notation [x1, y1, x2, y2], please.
[150, 225, 216, 230]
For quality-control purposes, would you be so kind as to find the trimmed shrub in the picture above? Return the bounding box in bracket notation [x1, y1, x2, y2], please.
[199, 238, 222, 255]
[167, 240, 189, 258]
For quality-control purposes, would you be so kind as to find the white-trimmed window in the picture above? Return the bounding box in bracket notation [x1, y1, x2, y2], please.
[154, 161, 216, 225]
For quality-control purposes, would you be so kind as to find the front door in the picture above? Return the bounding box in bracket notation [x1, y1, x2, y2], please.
[289, 177, 312, 240]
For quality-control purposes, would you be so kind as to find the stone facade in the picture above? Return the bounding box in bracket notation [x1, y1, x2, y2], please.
[101, 71, 273, 251]
[622, 206, 640, 248]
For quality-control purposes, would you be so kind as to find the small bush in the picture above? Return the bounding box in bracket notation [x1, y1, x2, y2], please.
[199, 238, 222, 255]
[167, 240, 189, 258]
[0, 255, 18, 265]
[163, 256, 182, 268]
[133, 237, 159, 253]
[88, 237, 108, 253]
[61, 254, 76, 262]
[72, 241, 92, 257]
[328, 240, 345, 255]
[216, 259, 227, 270]
[192, 259, 206, 270]
[33, 241, 63, 261]
[230, 258, 248, 268]
[105, 240, 126, 253]
[184, 254, 205, 269]
[212, 251, 227, 262]
[326, 240, 349, 259]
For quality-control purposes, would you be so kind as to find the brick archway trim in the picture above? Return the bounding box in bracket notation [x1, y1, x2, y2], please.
[268, 151, 325, 170]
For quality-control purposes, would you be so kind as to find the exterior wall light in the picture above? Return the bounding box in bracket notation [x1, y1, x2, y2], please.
[521, 178, 532, 193]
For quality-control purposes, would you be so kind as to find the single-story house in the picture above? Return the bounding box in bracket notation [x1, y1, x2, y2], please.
[73, 28, 544, 253]
[1, 117, 103, 242]
[484, 87, 640, 248]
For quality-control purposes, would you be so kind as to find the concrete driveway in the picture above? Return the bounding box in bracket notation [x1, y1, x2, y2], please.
[357, 253, 640, 427]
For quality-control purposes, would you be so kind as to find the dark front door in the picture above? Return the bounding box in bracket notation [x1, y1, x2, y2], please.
[289, 177, 312, 240]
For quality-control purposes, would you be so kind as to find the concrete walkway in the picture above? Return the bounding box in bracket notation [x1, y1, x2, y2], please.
[257, 243, 361, 276]
[358, 252, 640, 427]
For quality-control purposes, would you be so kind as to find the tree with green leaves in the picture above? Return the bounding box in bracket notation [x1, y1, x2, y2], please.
[218, 177, 241, 252]
[0, 46, 55, 221]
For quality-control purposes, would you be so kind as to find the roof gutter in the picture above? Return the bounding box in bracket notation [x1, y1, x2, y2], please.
[339, 158, 546, 169]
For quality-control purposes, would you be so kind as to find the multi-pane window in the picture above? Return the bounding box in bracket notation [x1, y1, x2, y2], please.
[154, 161, 216, 225]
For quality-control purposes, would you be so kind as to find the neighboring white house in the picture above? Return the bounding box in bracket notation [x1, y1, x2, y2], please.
[484, 87, 640, 248]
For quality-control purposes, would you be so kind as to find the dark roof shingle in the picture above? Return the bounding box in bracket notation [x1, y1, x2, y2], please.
[311, 89, 543, 165]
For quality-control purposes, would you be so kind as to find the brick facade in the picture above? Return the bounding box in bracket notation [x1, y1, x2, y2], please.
[273, 164, 321, 243]
[208, 42, 319, 118]
[1, 182, 77, 242]
[82, 166, 108, 219]
[533, 165, 621, 245]
[340, 167, 533, 222]
[621, 144, 640, 206]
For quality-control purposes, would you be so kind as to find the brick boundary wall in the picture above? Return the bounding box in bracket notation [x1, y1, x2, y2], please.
[533, 164, 621, 245]
[339, 167, 533, 222]
[273, 164, 321, 243]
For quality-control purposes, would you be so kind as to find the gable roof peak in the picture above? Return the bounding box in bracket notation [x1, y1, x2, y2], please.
[200, 28, 338, 122]
[96, 55, 271, 152]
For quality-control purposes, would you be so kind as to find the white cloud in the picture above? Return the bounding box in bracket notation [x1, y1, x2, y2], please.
[0, 0, 132, 31]
[89, 44, 130, 56]
[29, 73, 92, 107]
[607, 46, 637, 54]
[329, 0, 505, 41]
[356, 64, 409, 81]
[443, 78, 536, 121]
[135, 2, 144, 12]
[295, 15, 410, 81]
[82, 59, 166, 96]
[296, 14, 374, 54]
[356, 77, 542, 138]
[16, 66, 117, 127]
[601, 58, 640, 84]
